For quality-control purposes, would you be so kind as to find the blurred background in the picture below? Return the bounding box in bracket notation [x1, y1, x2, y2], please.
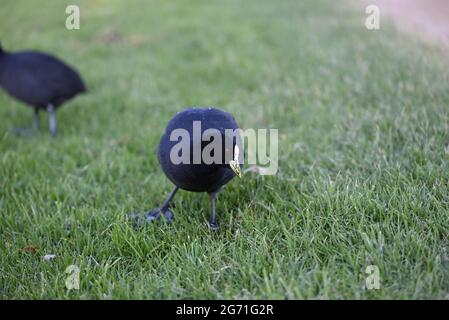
[374, 0, 449, 42]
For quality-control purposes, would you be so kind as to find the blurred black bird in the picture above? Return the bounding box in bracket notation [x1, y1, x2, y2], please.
[133, 107, 242, 230]
[0, 43, 86, 136]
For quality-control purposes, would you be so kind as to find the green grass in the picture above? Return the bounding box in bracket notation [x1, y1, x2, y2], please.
[1, 0, 449, 299]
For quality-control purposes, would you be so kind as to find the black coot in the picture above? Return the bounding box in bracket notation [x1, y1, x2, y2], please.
[0, 44, 86, 136]
[135, 107, 242, 230]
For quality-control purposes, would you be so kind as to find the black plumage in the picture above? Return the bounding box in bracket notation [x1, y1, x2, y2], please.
[136, 107, 242, 229]
[0, 44, 86, 136]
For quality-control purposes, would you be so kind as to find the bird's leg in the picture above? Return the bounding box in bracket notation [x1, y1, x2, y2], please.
[33, 108, 40, 131]
[160, 186, 179, 212]
[208, 191, 219, 230]
[47, 104, 57, 137]
[145, 186, 179, 223]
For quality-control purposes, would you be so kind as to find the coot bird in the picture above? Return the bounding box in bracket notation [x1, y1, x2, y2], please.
[133, 107, 243, 230]
[0, 44, 86, 136]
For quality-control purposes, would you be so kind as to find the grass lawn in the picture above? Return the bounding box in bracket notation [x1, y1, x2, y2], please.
[1, 0, 449, 299]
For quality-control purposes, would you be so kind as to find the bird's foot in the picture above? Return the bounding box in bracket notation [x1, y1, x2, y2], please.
[127, 206, 174, 228]
[145, 207, 162, 222]
[162, 208, 174, 222]
[146, 206, 174, 223]
[209, 221, 219, 231]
